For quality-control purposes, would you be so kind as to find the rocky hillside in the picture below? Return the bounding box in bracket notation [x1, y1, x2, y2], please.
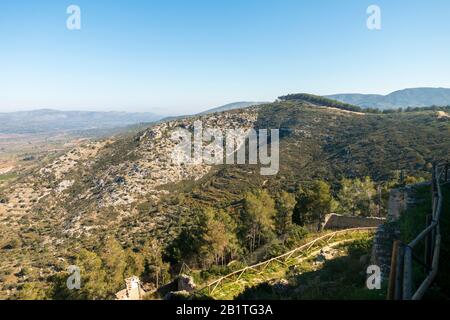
[0, 108, 257, 297]
[0, 100, 449, 298]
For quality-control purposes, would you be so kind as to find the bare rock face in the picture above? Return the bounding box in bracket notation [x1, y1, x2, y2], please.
[177, 274, 196, 292]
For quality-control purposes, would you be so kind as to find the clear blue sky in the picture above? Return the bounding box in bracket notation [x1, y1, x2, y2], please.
[1, 0, 450, 114]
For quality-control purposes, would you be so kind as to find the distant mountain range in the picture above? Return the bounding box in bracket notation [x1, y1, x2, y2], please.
[0, 102, 267, 135]
[3, 89, 448, 135]
[326, 88, 450, 110]
[0, 109, 163, 134]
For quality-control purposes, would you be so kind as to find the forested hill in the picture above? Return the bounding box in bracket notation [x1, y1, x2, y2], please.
[278, 92, 450, 114]
[278, 93, 364, 112]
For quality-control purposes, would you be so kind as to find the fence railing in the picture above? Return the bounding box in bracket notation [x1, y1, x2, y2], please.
[388, 162, 449, 300]
[197, 227, 377, 296]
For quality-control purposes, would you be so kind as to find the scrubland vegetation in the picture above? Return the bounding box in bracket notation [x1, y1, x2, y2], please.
[1, 100, 449, 300]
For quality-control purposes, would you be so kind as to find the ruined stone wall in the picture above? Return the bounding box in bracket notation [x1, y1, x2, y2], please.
[371, 224, 401, 278]
[322, 214, 386, 230]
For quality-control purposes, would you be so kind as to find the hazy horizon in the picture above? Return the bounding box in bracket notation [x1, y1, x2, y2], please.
[2, 86, 450, 115]
[0, 100, 266, 115]
[2, 0, 450, 114]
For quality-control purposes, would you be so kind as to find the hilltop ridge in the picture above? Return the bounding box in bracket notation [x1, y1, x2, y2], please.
[327, 87, 450, 110]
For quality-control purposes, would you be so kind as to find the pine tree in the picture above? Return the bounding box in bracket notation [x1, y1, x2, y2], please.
[241, 189, 276, 253]
[99, 237, 127, 294]
[275, 191, 297, 236]
[200, 208, 239, 267]
[76, 249, 108, 299]
[294, 180, 333, 229]
[124, 248, 145, 279]
[141, 239, 169, 288]
[337, 177, 377, 216]
[17, 282, 50, 300]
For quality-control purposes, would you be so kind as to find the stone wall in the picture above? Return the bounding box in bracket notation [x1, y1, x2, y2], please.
[322, 214, 386, 230]
[370, 224, 401, 278]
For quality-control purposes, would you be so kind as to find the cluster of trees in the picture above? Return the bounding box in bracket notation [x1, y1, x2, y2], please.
[278, 94, 364, 113]
[294, 174, 425, 227]
[382, 105, 450, 113]
[70, 238, 168, 299]
[294, 177, 394, 227]
[20, 237, 169, 300]
[166, 189, 302, 268]
[293, 181, 334, 229]
[240, 190, 277, 253]
[166, 177, 395, 269]
[165, 208, 240, 268]
[335, 177, 379, 217]
[29, 174, 422, 299]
